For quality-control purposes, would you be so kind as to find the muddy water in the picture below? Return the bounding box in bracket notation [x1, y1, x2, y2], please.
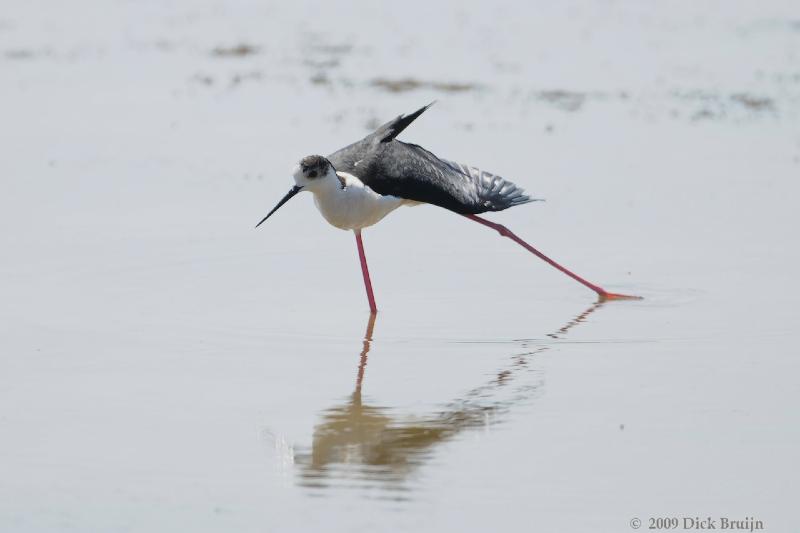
[1, 1, 798, 531]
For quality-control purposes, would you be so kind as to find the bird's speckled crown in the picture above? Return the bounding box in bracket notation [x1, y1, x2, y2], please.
[300, 155, 330, 175]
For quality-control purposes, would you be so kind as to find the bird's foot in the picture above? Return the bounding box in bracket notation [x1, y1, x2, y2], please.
[598, 292, 643, 302]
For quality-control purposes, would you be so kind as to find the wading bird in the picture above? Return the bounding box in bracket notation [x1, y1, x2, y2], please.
[256, 103, 639, 312]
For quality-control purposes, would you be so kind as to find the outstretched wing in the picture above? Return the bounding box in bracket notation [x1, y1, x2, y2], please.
[328, 103, 537, 214]
[352, 141, 536, 214]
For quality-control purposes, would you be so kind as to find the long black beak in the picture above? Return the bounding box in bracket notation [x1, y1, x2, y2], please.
[255, 185, 303, 228]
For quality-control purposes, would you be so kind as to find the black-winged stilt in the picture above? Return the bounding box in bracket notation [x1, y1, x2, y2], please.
[256, 103, 639, 312]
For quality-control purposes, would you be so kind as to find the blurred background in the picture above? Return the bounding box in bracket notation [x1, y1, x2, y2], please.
[1, 1, 799, 531]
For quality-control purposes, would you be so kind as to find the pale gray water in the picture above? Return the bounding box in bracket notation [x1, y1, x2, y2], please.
[1, 1, 799, 531]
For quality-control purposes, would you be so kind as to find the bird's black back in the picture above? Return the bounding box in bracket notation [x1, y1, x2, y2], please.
[327, 104, 535, 215]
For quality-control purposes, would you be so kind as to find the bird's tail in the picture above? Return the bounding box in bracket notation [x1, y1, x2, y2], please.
[445, 160, 543, 212]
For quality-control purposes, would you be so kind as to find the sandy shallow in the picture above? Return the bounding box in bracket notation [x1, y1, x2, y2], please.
[1, 1, 799, 531]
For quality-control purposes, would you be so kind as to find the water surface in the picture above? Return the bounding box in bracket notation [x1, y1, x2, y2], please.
[1, 1, 798, 531]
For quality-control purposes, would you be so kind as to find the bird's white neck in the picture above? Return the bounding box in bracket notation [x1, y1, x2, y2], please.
[309, 170, 405, 231]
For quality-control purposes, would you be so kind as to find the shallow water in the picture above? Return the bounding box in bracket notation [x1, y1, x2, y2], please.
[1, 1, 799, 531]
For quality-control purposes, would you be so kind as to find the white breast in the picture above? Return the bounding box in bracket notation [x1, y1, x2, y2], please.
[312, 172, 407, 230]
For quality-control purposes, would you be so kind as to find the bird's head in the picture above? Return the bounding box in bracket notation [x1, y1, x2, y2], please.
[255, 155, 335, 228]
[292, 154, 335, 191]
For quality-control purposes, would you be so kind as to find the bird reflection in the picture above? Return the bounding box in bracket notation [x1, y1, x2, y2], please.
[293, 302, 606, 492]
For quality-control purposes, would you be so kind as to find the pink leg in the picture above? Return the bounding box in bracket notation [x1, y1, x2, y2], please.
[354, 230, 378, 313]
[465, 215, 641, 301]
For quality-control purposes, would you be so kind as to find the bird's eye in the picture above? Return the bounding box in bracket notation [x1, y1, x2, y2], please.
[308, 171, 317, 178]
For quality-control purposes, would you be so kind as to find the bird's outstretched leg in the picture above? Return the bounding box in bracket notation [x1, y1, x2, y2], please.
[464, 215, 641, 301]
[354, 230, 378, 313]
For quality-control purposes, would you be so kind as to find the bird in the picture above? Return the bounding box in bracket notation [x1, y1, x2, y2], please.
[256, 103, 639, 313]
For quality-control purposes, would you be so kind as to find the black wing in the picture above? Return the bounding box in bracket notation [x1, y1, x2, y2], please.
[328, 104, 536, 214]
[362, 141, 535, 214]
